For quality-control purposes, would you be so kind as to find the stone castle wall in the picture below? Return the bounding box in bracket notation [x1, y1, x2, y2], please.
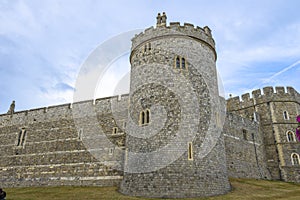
[0, 95, 129, 187]
[223, 113, 270, 179]
[227, 86, 300, 182]
[0, 93, 280, 187]
[1, 12, 299, 192]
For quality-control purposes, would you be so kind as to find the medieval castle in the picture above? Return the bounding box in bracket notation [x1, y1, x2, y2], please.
[0, 13, 299, 198]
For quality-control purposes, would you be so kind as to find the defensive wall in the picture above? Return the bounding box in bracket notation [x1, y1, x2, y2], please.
[227, 86, 300, 182]
[0, 95, 128, 187]
[0, 93, 273, 187]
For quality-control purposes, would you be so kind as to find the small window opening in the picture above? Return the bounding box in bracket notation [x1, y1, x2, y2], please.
[17, 129, 26, 147]
[140, 109, 150, 126]
[109, 148, 114, 155]
[176, 57, 180, 69]
[283, 111, 289, 120]
[146, 109, 150, 124]
[174, 56, 187, 70]
[291, 153, 300, 165]
[188, 142, 193, 160]
[181, 57, 186, 69]
[287, 131, 295, 142]
[251, 133, 255, 140]
[242, 129, 247, 140]
[78, 128, 83, 140]
[112, 127, 118, 134]
[141, 111, 145, 125]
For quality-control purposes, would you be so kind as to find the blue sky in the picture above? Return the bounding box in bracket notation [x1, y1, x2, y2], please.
[0, 0, 300, 113]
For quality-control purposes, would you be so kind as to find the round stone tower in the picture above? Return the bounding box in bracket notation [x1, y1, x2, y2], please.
[120, 13, 231, 198]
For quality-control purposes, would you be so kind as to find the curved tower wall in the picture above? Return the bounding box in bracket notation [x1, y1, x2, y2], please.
[120, 13, 231, 198]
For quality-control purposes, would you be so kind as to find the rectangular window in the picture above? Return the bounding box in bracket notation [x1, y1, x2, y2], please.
[78, 128, 83, 140]
[242, 129, 247, 140]
[16, 129, 26, 147]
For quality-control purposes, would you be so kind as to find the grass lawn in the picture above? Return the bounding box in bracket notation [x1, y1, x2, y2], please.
[4, 178, 300, 200]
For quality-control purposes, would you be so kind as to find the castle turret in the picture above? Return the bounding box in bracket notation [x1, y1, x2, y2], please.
[120, 13, 231, 198]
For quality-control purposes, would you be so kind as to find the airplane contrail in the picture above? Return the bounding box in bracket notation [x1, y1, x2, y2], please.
[261, 59, 300, 84]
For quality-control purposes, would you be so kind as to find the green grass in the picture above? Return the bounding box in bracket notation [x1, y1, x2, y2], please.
[4, 178, 300, 200]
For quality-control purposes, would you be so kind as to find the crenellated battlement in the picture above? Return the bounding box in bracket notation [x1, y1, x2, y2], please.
[227, 86, 300, 111]
[0, 94, 129, 126]
[131, 12, 215, 53]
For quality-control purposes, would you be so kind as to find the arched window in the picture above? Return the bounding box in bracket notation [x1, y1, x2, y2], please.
[176, 57, 180, 69]
[291, 153, 300, 165]
[287, 131, 296, 142]
[112, 127, 118, 134]
[283, 111, 289, 120]
[181, 57, 186, 69]
[174, 56, 187, 70]
[141, 111, 145, 125]
[146, 109, 150, 124]
[140, 109, 150, 126]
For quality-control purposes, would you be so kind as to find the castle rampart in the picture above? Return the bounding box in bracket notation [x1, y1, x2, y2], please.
[227, 86, 300, 112]
[0, 95, 129, 187]
[130, 20, 216, 63]
[227, 86, 300, 182]
[223, 112, 270, 179]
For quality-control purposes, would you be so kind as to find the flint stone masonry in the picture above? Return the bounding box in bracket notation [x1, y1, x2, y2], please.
[120, 14, 231, 198]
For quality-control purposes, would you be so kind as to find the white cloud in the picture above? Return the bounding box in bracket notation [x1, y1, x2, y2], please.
[1, 0, 300, 112]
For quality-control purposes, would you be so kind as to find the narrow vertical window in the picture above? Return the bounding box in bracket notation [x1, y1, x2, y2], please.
[141, 111, 145, 125]
[112, 127, 118, 134]
[176, 57, 180, 69]
[140, 109, 150, 126]
[78, 128, 83, 140]
[242, 129, 247, 140]
[291, 153, 300, 165]
[287, 131, 295, 142]
[251, 133, 255, 140]
[283, 111, 289, 120]
[16, 129, 26, 147]
[188, 142, 193, 160]
[16, 131, 22, 146]
[148, 43, 151, 51]
[109, 148, 114, 155]
[21, 130, 26, 146]
[146, 109, 150, 124]
[181, 57, 186, 69]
